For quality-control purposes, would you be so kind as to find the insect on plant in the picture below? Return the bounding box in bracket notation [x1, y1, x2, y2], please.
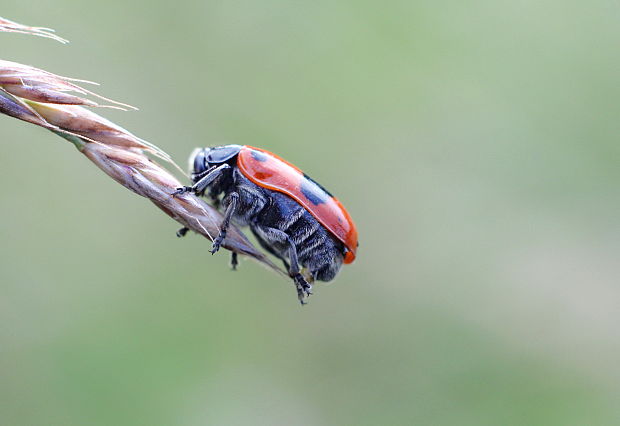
[175, 145, 359, 304]
[0, 18, 358, 305]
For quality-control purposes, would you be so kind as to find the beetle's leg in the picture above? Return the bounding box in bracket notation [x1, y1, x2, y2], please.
[176, 227, 189, 238]
[254, 225, 312, 304]
[230, 252, 238, 270]
[210, 192, 239, 254]
[174, 164, 230, 195]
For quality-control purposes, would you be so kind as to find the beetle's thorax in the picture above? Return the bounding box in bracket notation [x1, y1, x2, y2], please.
[226, 169, 270, 225]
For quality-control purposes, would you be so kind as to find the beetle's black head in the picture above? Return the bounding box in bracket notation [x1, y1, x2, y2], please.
[188, 144, 242, 178]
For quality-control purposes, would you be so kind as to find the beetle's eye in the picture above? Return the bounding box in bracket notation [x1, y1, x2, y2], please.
[190, 149, 208, 174]
[189, 148, 208, 173]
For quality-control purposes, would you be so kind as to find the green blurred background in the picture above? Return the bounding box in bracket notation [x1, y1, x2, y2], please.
[1, 1, 619, 425]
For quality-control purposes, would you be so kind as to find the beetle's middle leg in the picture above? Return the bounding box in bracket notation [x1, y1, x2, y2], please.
[210, 192, 239, 254]
[230, 252, 238, 270]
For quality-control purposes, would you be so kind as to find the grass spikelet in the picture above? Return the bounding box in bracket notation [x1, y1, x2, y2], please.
[0, 16, 68, 43]
[0, 20, 286, 276]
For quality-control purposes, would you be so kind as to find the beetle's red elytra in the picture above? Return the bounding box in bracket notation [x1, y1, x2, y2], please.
[237, 146, 358, 263]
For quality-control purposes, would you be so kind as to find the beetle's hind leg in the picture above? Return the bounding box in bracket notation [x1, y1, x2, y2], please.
[253, 225, 312, 304]
[293, 275, 313, 305]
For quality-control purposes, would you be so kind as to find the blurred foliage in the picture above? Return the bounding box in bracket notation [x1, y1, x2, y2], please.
[1, 1, 619, 425]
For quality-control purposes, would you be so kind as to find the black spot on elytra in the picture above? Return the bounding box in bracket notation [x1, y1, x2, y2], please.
[301, 178, 329, 205]
[303, 173, 334, 197]
[251, 149, 268, 162]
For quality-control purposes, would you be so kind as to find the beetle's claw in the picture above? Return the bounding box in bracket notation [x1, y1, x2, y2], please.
[293, 274, 312, 305]
[210, 239, 222, 254]
[176, 227, 189, 238]
[173, 186, 193, 196]
[210, 231, 226, 255]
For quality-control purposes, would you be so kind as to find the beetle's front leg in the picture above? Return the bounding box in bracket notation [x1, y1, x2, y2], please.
[210, 192, 239, 254]
[173, 164, 230, 195]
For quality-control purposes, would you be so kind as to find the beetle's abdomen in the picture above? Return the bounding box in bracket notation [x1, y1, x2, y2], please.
[249, 191, 344, 282]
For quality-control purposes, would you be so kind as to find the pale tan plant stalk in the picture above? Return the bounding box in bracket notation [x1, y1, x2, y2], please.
[0, 18, 284, 275]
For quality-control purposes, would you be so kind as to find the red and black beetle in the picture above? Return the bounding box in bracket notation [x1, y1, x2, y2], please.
[175, 145, 358, 303]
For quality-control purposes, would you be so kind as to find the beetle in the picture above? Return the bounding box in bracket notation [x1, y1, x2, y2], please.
[174, 145, 358, 303]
